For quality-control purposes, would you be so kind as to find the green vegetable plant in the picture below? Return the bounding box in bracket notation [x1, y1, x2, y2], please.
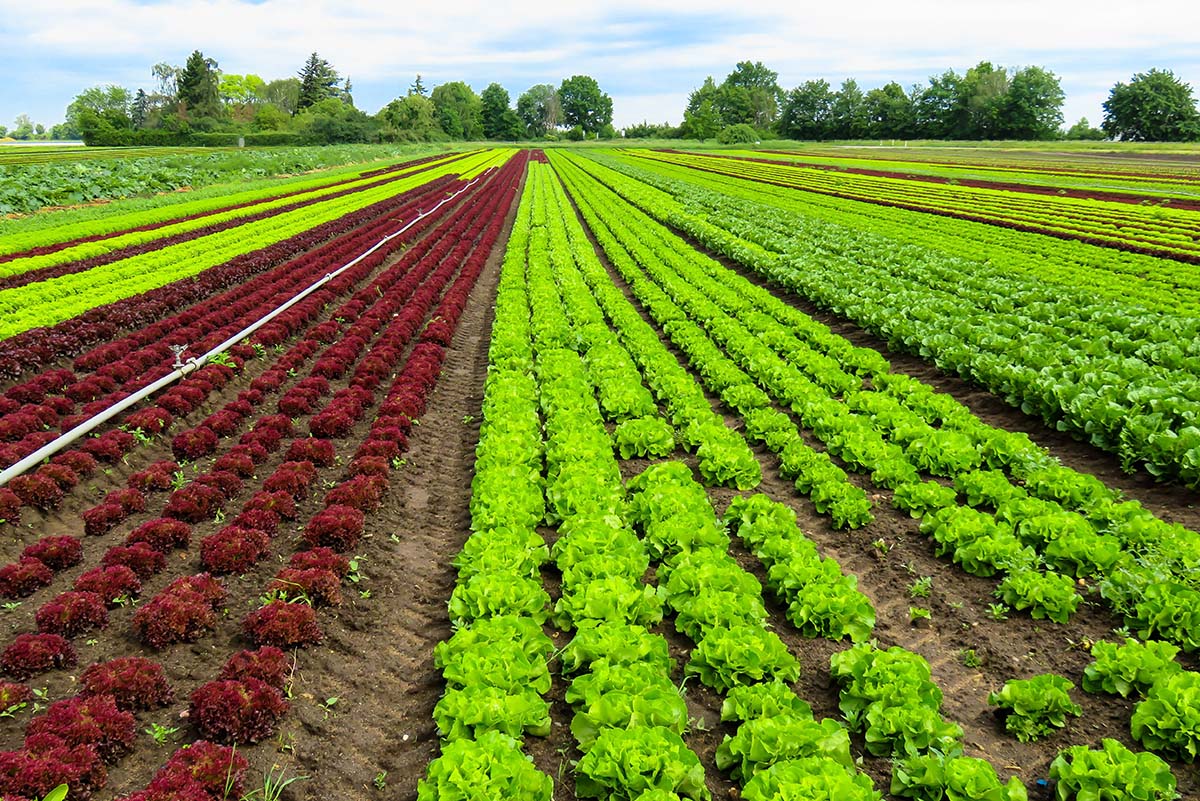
[1082, 638, 1181, 698]
[1049, 738, 1178, 801]
[1131, 671, 1200, 761]
[988, 674, 1081, 742]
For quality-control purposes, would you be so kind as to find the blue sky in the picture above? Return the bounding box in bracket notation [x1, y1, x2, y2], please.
[1, 0, 1197, 132]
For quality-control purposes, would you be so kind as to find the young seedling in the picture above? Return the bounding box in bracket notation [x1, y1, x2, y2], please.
[373, 770, 388, 790]
[145, 722, 180, 746]
[241, 765, 308, 801]
[987, 603, 1010, 621]
[909, 607, 932, 624]
[908, 576, 933, 598]
[960, 649, 983, 669]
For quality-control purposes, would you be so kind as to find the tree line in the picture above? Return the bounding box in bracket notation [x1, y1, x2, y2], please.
[5, 54, 1198, 144]
[41, 50, 616, 146]
[674, 62, 1200, 143]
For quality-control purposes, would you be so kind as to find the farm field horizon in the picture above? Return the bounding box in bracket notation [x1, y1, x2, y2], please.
[0, 142, 1198, 801]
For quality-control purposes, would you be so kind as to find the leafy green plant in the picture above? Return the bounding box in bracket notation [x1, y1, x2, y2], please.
[241, 765, 309, 801]
[960, 649, 983, 669]
[417, 730, 552, 801]
[909, 577, 933, 598]
[996, 569, 1080, 624]
[892, 752, 1027, 801]
[1082, 638, 1181, 698]
[575, 726, 710, 800]
[715, 713, 853, 782]
[685, 625, 799, 692]
[742, 757, 881, 801]
[613, 418, 676, 459]
[1049, 738, 1178, 801]
[988, 674, 1081, 742]
[986, 603, 1010, 621]
[909, 607, 931, 624]
[145, 722, 180, 745]
[1131, 671, 1200, 761]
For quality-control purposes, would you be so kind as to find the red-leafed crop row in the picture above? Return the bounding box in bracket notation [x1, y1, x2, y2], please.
[0, 151, 524, 800]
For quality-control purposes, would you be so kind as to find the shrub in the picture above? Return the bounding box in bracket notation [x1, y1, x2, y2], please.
[27, 693, 137, 761]
[303, 504, 365, 551]
[0, 558, 54, 598]
[218, 647, 291, 689]
[188, 679, 289, 744]
[242, 601, 322, 648]
[83, 503, 127, 537]
[21, 536, 82, 571]
[0, 633, 77, 680]
[80, 657, 173, 711]
[73, 565, 141, 605]
[100, 544, 166, 580]
[268, 568, 342, 607]
[132, 590, 218, 649]
[35, 591, 109, 638]
[125, 518, 191, 553]
[199, 527, 270, 575]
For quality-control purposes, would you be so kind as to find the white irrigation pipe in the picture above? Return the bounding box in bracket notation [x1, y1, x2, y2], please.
[0, 170, 493, 488]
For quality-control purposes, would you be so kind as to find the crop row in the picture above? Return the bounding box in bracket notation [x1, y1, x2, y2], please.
[0, 149, 511, 339]
[634, 150, 1200, 261]
[0, 151, 458, 265]
[0, 152, 466, 287]
[0, 170, 467, 478]
[581, 151, 1200, 489]
[0, 152, 525, 799]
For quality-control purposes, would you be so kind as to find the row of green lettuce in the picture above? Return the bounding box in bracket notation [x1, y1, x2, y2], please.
[638, 150, 1200, 260]
[602, 149, 1200, 487]
[547, 153, 1189, 798]
[551, 151, 1200, 649]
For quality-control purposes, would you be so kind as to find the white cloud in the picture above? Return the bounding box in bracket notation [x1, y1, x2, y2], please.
[0, 0, 1197, 127]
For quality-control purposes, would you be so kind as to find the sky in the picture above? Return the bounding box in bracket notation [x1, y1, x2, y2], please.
[0, 0, 1197, 132]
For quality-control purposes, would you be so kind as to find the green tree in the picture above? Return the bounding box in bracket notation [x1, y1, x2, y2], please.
[264, 78, 301, 115]
[66, 85, 132, 134]
[779, 80, 835, 139]
[717, 123, 759, 144]
[430, 81, 482, 139]
[379, 93, 441, 141]
[914, 70, 962, 138]
[252, 104, 291, 132]
[1001, 66, 1064, 140]
[721, 61, 782, 127]
[219, 74, 267, 106]
[516, 84, 561, 137]
[151, 62, 179, 100]
[865, 82, 918, 139]
[1064, 117, 1105, 140]
[297, 52, 341, 111]
[292, 97, 376, 143]
[624, 121, 676, 138]
[11, 114, 34, 140]
[1102, 69, 1200, 141]
[340, 78, 354, 107]
[559, 75, 612, 134]
[830, 79, 869, 139]
[130, 89, 150, 129]
[177, 49, 223, 120]
[957, 61, 1009, 138]
[480, 82, 514, 140]
[681, 77, 722, 139]
[0, 125, 7, 138]
[409, 74, 427, 96]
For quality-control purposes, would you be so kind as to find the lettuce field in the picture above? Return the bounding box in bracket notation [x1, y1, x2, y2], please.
[0, 144, 1197, 801]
